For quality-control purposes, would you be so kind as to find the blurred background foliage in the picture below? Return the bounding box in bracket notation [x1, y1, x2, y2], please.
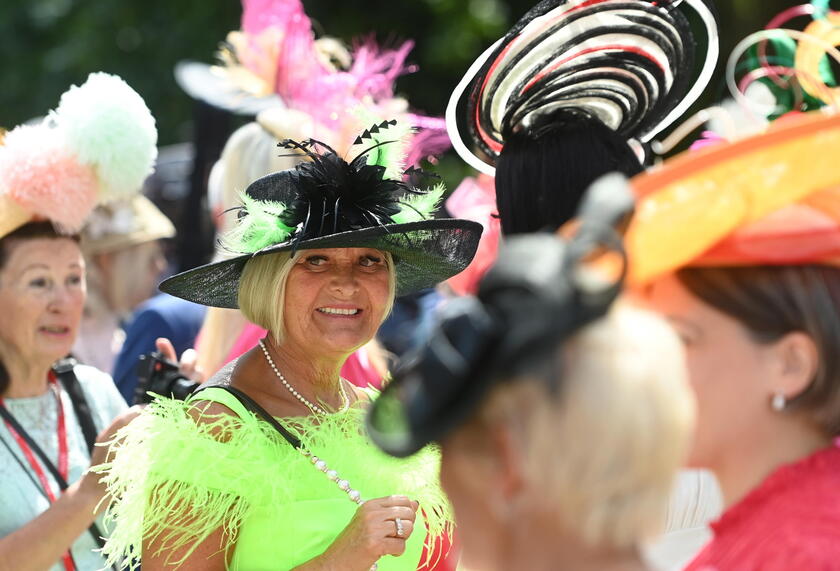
[0, 0, 814, 266]
[0, 0, 808, 145]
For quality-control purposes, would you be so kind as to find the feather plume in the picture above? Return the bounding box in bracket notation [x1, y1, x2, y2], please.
[279, 139, 404, 246]
[221, 192, 295, 254]
[52, 72, 157, 203]
[392, 182, 445, 224]
[351, 118, 414, 179]
[220, 124, 447, 254]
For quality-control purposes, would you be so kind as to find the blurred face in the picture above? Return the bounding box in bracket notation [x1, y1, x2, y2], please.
[282, 247, 391, 357]
[100, 240, 167, 313]
[641, 275, 781, 469]
[0, 238, 86, 367]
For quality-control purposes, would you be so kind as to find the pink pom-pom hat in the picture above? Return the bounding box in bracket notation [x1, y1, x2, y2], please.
[0, 124, 99, 235]
[0, 73, 156, 239]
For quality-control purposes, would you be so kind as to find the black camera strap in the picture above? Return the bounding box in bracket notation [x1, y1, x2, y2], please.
[53, 358, 99, 454]
[0, 360, 112, 566]
[194, 385, 302, 449]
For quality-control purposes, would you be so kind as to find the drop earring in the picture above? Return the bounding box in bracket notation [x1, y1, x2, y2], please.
[771, 393, 787, 412]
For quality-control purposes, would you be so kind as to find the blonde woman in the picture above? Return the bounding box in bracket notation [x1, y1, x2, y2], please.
[195, 111, 390, 388]
[100, 126, 482, 570]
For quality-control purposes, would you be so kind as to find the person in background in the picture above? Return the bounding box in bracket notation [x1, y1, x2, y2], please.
[629, 109, 840, 569]
[368, 183, 694, 571]
[0, 72, 151, 571]
[73, 195, 176, 375]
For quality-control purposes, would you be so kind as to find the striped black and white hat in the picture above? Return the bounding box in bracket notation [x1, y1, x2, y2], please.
[446, 0, 719, 175]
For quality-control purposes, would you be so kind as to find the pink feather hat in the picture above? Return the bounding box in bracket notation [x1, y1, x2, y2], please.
[174, 0, 449, 164]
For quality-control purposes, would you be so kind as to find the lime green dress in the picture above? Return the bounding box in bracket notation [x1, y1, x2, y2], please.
[100, 386, 450, 570]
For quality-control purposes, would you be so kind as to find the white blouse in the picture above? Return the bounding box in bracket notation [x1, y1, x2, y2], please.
[645, 469, 724, 570]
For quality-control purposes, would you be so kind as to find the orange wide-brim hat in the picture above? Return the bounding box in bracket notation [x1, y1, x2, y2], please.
[625, 110, 840, 285]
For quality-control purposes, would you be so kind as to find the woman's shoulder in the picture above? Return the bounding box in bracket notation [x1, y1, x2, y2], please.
[185, 360, 257, 423]
[71, 362, 128, 427]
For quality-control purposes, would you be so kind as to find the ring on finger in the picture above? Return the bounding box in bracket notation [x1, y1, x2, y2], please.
[395, 517, 404, 538]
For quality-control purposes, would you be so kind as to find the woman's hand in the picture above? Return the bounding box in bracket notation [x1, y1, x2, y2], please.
[79, 406, 143, 508]
[309, 496, 420, 570]
[155, 337, 205, 382]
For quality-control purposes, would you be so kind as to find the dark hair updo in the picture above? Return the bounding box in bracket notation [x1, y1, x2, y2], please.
[495, 112, 643, 236]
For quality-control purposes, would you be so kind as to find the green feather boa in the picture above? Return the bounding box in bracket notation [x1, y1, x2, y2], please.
[98, 388, 451, 570]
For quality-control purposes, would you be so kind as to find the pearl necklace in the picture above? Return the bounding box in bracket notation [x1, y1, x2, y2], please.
[301, 449, 365, 505]
[258, 340, 378, 569]
[258, 339, 349, 416]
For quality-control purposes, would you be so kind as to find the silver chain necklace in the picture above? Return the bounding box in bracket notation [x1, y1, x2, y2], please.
[258, 339, 350, 416]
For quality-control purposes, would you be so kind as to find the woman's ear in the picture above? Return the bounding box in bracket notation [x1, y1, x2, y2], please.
[770, 331, 819, 402]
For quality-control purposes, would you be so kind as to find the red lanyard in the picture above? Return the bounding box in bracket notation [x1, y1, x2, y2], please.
[0, 373, 74, 571]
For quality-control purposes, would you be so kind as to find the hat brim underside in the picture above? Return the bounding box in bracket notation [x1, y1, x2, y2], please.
[159, 219, 483, 308]
[174, 61, 285, 116]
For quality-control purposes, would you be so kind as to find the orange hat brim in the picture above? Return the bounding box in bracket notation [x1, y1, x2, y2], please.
[626, 111, 840, 284]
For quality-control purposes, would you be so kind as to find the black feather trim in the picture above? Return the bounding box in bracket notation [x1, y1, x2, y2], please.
[270, 134, 425, 244]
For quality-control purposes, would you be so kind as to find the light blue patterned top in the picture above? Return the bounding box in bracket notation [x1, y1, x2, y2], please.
[0, 365, 127, 571]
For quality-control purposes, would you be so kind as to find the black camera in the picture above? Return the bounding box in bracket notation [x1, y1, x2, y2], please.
[133, 352, 200, 405]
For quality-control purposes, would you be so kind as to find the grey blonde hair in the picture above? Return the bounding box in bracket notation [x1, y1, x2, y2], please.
[238, 250, 397, 343]
[475, 304, 694, 549]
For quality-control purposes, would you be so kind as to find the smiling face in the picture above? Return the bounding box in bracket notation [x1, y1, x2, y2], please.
[281, 247, 392, 357]
[0, 237, 86, 370]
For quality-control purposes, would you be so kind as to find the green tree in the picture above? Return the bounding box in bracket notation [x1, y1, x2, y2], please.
[1, 1, 802, 145]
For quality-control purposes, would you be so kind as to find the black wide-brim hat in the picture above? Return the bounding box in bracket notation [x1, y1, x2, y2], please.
[159, 131, 483, 308]
[160, 218, 482, 308]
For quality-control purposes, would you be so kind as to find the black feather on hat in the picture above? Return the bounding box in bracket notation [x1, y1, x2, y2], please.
[159, 121, 483, 308]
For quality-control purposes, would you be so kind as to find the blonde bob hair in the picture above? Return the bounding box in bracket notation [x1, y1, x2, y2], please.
[470, 304, 694, 549]
[238, 249, 397, 342]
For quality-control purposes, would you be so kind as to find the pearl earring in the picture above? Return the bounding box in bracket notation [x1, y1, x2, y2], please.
[771, 393, 787, 412]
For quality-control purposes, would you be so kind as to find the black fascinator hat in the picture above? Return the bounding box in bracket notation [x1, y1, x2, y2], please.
[159, 121, 483, 308]
[367, 174, 634, 457]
